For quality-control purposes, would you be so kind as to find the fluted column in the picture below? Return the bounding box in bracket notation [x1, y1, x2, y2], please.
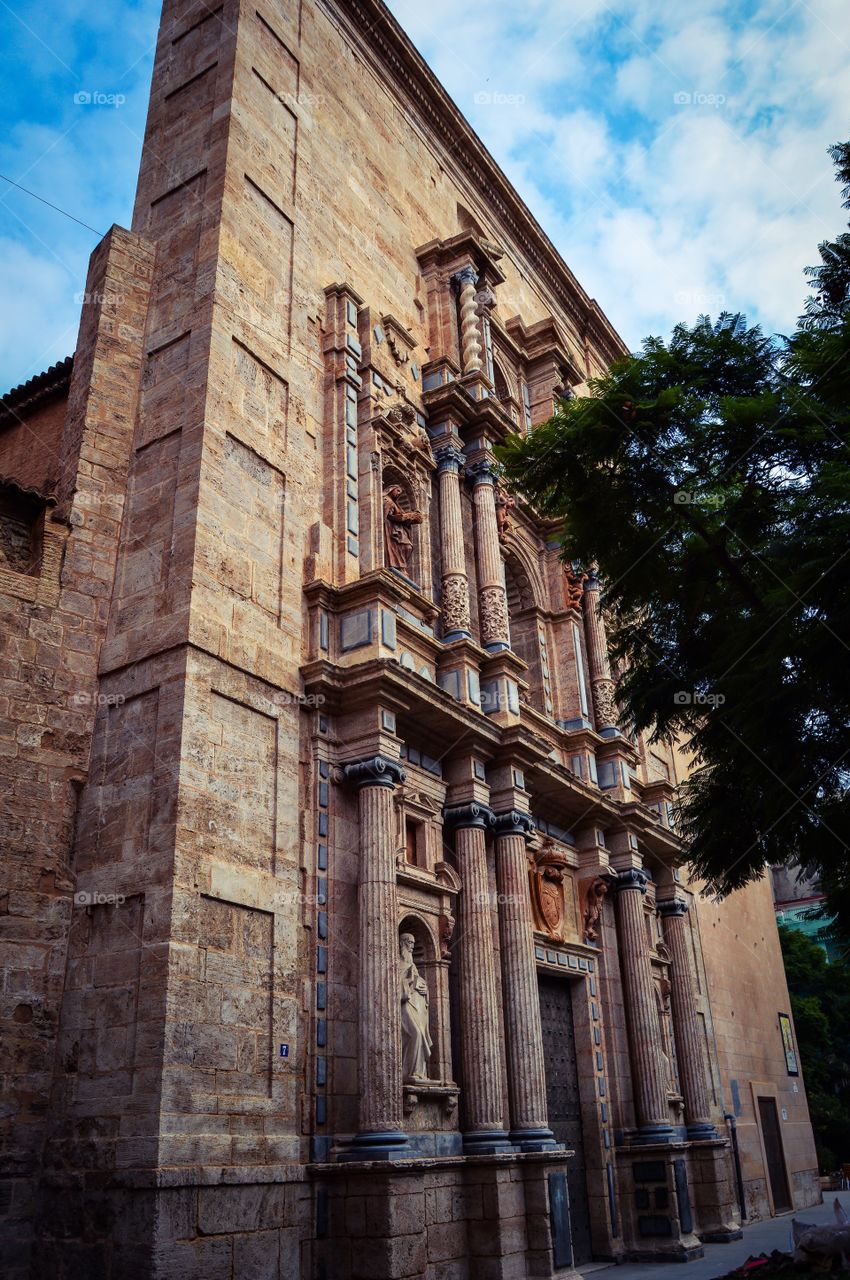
[342, 755, 410, 1159]
[435, 443, 471, 641]
[659, 898, 717, 1139]
[613, 868, 674, 1143]
[493, 810, 556, 1150]
[583, 567, 617, 731]
[467, 458, 510, 652]
[444, 802, 511, 1152]
[453, 266, 482, 373]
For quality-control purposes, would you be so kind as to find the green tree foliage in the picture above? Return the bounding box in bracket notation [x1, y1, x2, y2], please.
[778, 925, 850, 1171]
[498, 143, 850, 941]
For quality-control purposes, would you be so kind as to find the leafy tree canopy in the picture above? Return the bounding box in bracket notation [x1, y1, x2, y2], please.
[498, 142, 850, 940]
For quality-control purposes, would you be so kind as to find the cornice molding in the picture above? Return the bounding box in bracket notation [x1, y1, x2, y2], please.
[323, 0, 627, 367]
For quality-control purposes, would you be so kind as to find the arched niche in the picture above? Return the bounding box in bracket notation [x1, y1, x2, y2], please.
[382, 465, 425, 586]
[398, 914, 439, 1084]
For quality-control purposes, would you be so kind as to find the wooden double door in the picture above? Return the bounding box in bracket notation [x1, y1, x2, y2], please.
[538, 974, 593, 1265]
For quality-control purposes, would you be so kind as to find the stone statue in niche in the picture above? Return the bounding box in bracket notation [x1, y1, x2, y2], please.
[583, 877, 609, 943]
[400, 932, 432, 1081]
[383, 485, 423, 573]
[494, 486, 516, 543]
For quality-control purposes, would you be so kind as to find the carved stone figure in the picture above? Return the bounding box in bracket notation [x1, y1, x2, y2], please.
[399, 932, 432, 1081]
[494, 487, 515, 543]
[583, 877, 609, 943]
[563, 564, 587, 609]
[383, 485, 423, 572]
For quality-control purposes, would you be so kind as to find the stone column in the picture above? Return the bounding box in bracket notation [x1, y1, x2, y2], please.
[493, 810, 556, 1150]
[583, 567, 617, 731]
[453, 265, 483, 373]
[659, 898, 717, 1139]
[342, 755, 410, 1159]
[613, 868, 674, 1143]
[435, 443, 471, 642]
[467, 458, 510, 652]
[444, 802, 511, 1152]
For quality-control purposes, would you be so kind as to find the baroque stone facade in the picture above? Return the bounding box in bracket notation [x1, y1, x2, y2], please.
[0, 0, 819, 1276]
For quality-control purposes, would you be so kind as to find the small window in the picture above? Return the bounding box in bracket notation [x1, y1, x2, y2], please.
[0, 485, 44, 576]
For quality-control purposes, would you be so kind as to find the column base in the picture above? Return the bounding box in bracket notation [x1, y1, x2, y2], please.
[443, 629, 472, 643]
[509, 1127, 559, 1152]
[633, 1123, 676, 1144]
[337, 1130, 412, 1162]
[484, 640, 511, 653]
[700, 1228, 744, 1243]
[462, 1129, 513, 1155]
[687, 1122, 719, 1140]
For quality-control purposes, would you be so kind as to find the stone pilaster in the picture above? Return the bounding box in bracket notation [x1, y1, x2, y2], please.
[435, 443, 471, 641]
[453, 266, 482, 373]
[612, 868, 674, 1142]
[444, 802, 511, 1152]
[658, 899, 717, 1140]
[342, 755, 410, 1159]
[493, 810, 556, 1150]
[583, 568, 617, 732]
[467, 457, 510, 653]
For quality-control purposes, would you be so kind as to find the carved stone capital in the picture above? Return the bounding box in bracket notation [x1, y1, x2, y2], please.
[452, 265, 478, 289]
[613, 867, 649, 894]
[443, 802, 495, 832]
[435, 443, 465, 475]
[343, 755, 406, 791]
[465, 457, 498, 487]
[493, 810, 534, 841]
[657, 896, 689, 919]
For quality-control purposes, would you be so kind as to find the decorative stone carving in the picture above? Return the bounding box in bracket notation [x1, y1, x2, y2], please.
[592, 677, 618, 729]
[479, 585, 510, 648]
[563, 564, 587, 609]
[383, 485, 423, 572]
[343, 755, 406, 790]
[494, 486, 516, 544]
[400, 932, 433, 1082]
[439, 911, 455, 959]
[583, 876, 610, 943]
[442, 573, 471, 635]
[529, 838, 570, 941]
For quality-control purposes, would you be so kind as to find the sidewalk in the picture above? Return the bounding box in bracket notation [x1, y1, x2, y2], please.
[584, 1195, 847, 1279]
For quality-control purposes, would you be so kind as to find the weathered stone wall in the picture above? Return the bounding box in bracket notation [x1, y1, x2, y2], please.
[0, 227, 154, 1279]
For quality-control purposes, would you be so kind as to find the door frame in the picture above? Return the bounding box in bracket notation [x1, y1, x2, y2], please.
[751, 1082, 792, 1215]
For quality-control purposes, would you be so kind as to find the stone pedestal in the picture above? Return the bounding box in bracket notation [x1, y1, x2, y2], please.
[342, 756, 410, 1160]
[435, 443, 471, 642]
[444, 803, 511, 1153]
[493, 811, 556, 1151]
[612, 868, 674, 1143]
[658, 898, 717, 1140]
[467, 458, 510, 653]
[688, 1141, 743, 1244]
[618, 1146, 704, 1263]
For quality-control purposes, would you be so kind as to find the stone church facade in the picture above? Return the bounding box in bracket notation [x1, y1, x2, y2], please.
[0, 0, 819, 1276]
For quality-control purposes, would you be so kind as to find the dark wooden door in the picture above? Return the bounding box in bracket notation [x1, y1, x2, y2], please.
[538, 974, 593, 1264]
[757, 1096, 791, 1213]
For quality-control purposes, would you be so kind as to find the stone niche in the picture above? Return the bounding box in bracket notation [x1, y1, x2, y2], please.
[395, 786, 461, 1150]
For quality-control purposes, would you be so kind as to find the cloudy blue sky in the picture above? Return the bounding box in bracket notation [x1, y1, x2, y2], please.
[0, 0, 847, 391]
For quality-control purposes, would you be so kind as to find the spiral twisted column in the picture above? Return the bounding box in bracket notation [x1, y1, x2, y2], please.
[493, 810, 556, 1150]
[583, 567, 618, 731]
[435, 443, 471, 641]
[453, 265, 483, 373]
[613, 867, 674, 1143]
[659, 898, 717, 1139]
[341, 755, 410, 1159]
[444, 802, 511, 1152]
[467, 458, 510, 652]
